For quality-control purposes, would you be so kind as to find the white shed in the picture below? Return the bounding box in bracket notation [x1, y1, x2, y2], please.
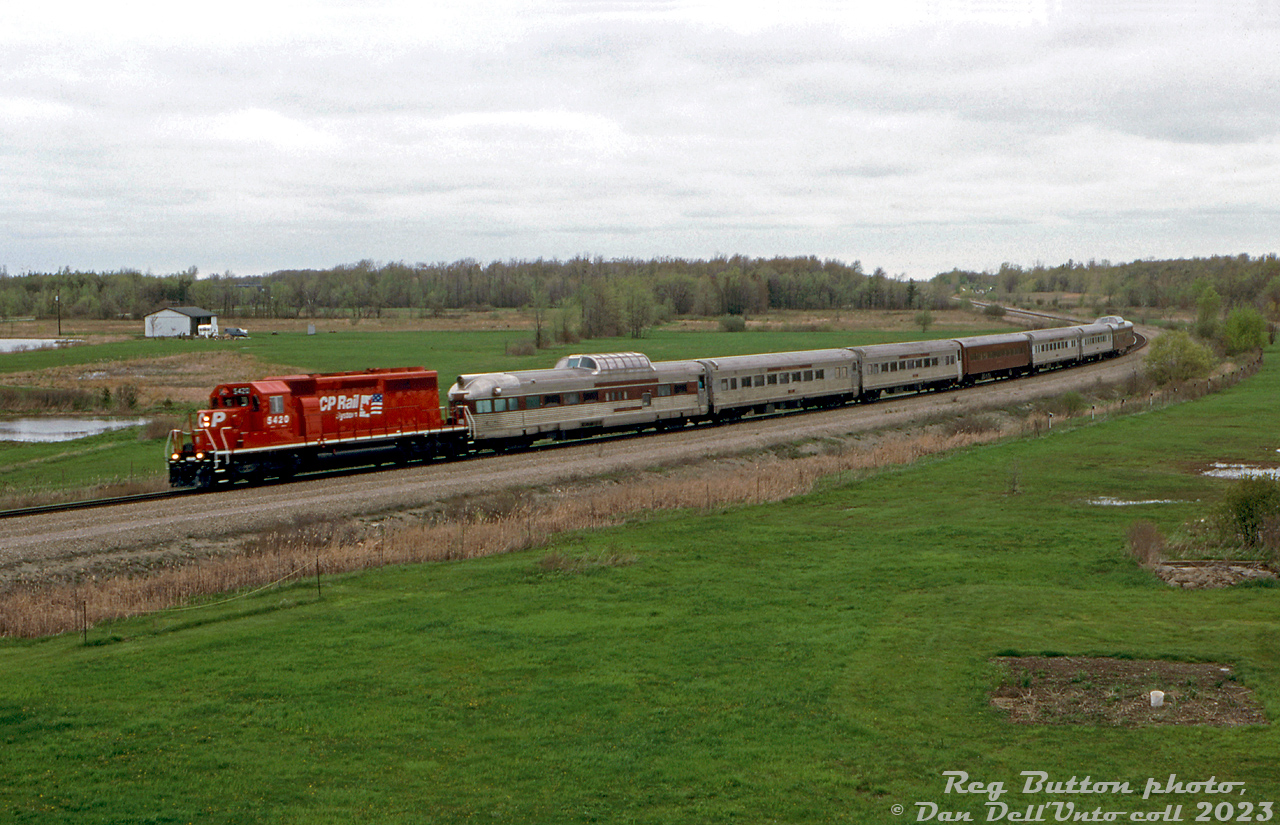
[144, 307, 219, 338]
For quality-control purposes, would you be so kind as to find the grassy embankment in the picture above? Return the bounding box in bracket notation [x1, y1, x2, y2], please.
[0, 322, 1020, 499]
[0, 343, 1276, 823]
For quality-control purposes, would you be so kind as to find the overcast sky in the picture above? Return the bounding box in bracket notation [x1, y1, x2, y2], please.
[3, 1, 1278, 279]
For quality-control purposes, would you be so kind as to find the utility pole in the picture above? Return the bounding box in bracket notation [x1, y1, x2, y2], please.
[56, 292, 61, 336]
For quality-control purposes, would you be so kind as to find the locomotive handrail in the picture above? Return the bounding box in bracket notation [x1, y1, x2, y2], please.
[459, 405, 476, 440]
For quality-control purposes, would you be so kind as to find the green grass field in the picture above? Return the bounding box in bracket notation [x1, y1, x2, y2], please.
[0, 425, 164, 495]
[2, 345, 1277, 823]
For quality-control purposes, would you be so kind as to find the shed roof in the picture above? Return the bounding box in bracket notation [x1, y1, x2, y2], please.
[147, 306, 215, 318]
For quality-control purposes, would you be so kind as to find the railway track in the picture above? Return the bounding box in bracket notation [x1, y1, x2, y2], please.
[0, 330, 1148, 524]
[0, 488, 201, 521]
[0, 336, 1160, 586]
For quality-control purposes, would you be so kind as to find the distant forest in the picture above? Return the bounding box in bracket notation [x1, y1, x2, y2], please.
[4, 253, 1279, 338]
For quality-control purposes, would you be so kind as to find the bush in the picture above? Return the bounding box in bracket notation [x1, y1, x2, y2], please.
[943, 413, 1000, 436]
[983, 303, 1006, 317]
[1218, 476, 1280, 551]
[116, 384, 139, 411]
[1143, 330, 1214, 385]
[0, 386, 96, 412]
[719, 315, 746, 332]
[1060, 391, 1087, 417]
[1222, 306, 1266, 354]
[1127, 521, 1164, 568]
[1195, 287, 1222, 340]
[141, 416, 184, 440]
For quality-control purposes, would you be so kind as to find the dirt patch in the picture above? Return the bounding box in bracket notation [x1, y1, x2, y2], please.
[990, 656, 1267, 726]
[3, 352, 287, 408]
[1154, 560, 1277, 589]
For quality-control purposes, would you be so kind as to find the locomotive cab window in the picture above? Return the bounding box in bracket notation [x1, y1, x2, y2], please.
[658, 384, 672, 397]
[477, 399, 493, 413]
[269, 395, 284, 414]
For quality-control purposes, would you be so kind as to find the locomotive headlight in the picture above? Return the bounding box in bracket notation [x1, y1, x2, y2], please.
[171, 453, 180, 461]
[200, 414, 211, 427]
[195, 452, 204, 460]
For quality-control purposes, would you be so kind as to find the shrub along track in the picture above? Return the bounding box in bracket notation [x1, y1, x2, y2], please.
[0, 340, 1151, 590]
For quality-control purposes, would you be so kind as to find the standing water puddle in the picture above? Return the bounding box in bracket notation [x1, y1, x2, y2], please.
[1202, 463, 1280, 480]
[0, 418, 149, 443]
[0, 338, 83, 354]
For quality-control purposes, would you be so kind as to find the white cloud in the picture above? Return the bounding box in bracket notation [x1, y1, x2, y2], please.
[161, 109, 345, 152]
[1, 1, 1278, 276]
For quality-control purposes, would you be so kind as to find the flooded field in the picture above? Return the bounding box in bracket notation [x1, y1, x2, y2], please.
[0, 417, 148, 443]
[1202, 462, 1280, 480]
[0, 338, 82, 354]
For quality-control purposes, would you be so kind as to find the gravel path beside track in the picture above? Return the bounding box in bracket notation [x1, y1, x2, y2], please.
[0, 340, 1149, 586]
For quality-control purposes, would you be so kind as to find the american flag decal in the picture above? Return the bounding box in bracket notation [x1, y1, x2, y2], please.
[360, 393, 384, 417]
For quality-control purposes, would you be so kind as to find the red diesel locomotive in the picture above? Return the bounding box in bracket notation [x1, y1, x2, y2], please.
[167, 367, 466, 487]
